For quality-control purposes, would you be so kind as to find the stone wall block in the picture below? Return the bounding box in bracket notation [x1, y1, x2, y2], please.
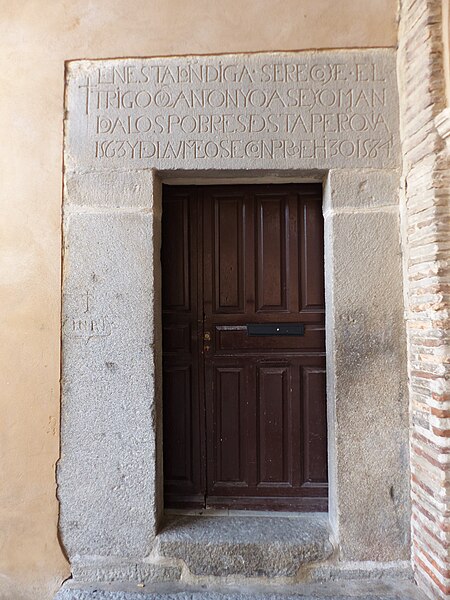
[59, 210, 158, 561]
[324, 169, 400, 211]
[326, 208, 410, 561]
[64, 170, 155, 209]
[65, 51, 400, 173]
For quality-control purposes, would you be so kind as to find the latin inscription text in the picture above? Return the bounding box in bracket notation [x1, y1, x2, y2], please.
[71, 55, 397, 165]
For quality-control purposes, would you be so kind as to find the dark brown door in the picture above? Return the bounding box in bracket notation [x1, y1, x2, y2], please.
[162, 184, 327, 511]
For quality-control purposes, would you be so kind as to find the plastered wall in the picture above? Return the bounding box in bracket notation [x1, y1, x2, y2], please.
[0, 2, 398, 599]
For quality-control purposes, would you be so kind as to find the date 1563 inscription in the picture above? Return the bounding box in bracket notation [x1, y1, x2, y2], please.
[67, 53, 398, 167]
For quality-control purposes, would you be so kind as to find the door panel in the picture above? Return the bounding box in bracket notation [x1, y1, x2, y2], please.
[162, 196, 191, 311]
[163, 365, 193, 482]
[302, 367, 328, 485]
[214, 197, 245, 313]
[162, 183, 327, 511]
[299, 198, 325, 311]
[213, 366, 248, 486]
[162, 188, 205, 508]
[256, 196, 289, 311]
[256, 364, 292, 485]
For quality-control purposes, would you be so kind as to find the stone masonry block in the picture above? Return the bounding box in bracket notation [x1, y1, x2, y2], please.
[60, 211, 159, 559]
[324, 169, 400, 211]
[65, 50, 400, 172]
[326, 210, 410, 561]
[65, 170, 155, 209]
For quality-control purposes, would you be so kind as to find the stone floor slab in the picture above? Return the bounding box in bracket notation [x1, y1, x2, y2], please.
[54, 579, 426, 600]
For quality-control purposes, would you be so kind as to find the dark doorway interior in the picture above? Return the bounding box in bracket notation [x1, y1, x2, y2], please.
[162, 184, 327, 511]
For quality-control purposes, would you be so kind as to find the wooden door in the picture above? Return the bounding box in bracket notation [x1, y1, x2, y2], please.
[162, 184, 327, 511]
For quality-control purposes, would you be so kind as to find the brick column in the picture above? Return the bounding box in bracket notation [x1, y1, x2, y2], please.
[398, 1, 450, 597]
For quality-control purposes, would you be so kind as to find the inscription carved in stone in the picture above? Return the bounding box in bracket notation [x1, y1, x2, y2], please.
[63, 291, 112, 343]
[65, 51, 399, 170]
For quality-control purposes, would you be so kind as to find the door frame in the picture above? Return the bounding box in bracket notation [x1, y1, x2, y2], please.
[60, 166, 409, 567]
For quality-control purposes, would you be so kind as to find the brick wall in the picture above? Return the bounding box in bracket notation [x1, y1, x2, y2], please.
[398, 0, 450, 597]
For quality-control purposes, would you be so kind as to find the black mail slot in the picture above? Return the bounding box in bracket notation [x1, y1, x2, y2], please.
[246, 323, 305, 336]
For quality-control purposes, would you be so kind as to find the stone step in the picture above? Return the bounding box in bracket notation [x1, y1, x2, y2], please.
[54, 580, 426, 600]
[155, 514, 333, 577]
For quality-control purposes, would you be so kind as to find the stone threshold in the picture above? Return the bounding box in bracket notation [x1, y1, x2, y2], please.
[154, 513, 334, 578]
[54, 580, 427, 600]
[69, 516, 413, 588]
[164, 509, 315, 518]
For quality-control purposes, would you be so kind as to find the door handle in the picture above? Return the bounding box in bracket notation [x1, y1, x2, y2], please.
[203, 330, 211, 354]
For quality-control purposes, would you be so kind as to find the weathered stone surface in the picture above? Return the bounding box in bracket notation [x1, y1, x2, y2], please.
[65, 170, 155, 208]
[59, 209, 159, 559]
[308, 562, 413, 584]
[323, 169, 400, 210]
[54, 579, 425, 600]
[65, 50, 399, 173]
[54, 592, 423, 600]
[156, 515, 333, 577]
[71, 563, 182, 585]
[323, 195, 409, 561]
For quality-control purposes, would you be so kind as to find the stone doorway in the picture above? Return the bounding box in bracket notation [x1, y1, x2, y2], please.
[58, 50, 410, 587]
